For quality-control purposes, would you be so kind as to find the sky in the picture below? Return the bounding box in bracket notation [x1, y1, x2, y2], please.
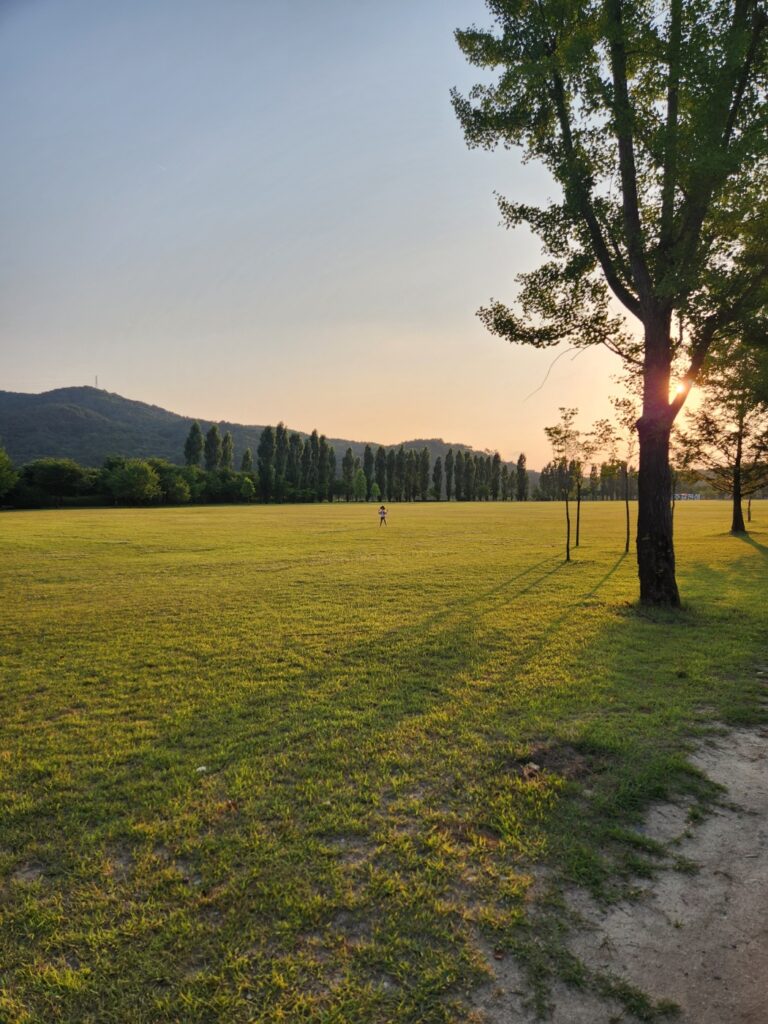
[0, 0, 625, 468]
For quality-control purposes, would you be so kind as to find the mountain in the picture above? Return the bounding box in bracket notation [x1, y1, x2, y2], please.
[0, 389, 532, 479]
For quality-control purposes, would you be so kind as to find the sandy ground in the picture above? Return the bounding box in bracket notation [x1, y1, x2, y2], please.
[471, 720, 768, 1023]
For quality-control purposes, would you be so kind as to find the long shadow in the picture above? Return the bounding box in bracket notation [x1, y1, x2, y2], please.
[734, 532, 768, 556]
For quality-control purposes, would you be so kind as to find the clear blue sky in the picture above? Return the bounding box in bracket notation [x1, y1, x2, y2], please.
[0, 0, 620, 466]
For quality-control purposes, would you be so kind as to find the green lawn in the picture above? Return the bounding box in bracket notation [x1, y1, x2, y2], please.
[1, 502, 765, 1023]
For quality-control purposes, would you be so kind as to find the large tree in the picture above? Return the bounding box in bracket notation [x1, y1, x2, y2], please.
[454, 0, 768, 605]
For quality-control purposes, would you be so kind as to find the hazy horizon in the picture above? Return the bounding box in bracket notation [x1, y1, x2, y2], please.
[1, 0, 626, 466]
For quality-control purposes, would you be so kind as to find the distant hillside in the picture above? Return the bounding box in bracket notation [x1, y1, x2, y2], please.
[0, 388, 537, 484]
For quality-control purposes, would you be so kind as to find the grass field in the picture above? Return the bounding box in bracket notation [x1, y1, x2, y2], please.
[1, 501, 766, 1023]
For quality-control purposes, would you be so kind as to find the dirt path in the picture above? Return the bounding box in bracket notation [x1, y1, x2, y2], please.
[473, 725, 768, 1023]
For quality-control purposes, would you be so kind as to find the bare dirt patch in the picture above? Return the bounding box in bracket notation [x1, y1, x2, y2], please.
[473, 726, 768, 1022]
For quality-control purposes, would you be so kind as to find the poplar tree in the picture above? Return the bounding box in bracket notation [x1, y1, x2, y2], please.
[386, 449, 396, 501]
[404, 450, 416, 500]
[445, 448, 454, 500]
[516, 454, 529, 502]
[204, 425, 223, 471]
[432, 455, 443, 499]
[353, 467, 367, 501]
[465, 456, 476, 500]
[454, 450, 464, 500]
[327, 446, 337, 501]
[500, 463, 510, 500]
[363, 444, 375, 500]
[454, 0, 768, 604]
[275, 423, 289, 499]
[221, 431, 234, 471]
[395, 446, 406, 501]
[241, 448, 253, 473]
[491, 452, 501, 500]
[287, 433, 303, 491]
[342, 448, 355, 501]
[300, 439, 312, 494]
[318, 436, 330, 502]
[257, 426, 276, 501]
[184, 422, 204, 467]
[419, 448, 430, 501]
[309, 430, 320, 496]
[375, 446, 387, 498]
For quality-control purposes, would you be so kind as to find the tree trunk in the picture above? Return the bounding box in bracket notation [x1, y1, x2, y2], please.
[564, 491, 571, 562]
[747, 498, 752, 523]
[731, 427, 745, 533]
[623, 463, 630, 555]
[576, 481, 581, 547]
[637, 324, 680, 606]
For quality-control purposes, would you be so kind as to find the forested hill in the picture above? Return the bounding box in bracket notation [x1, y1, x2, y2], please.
[0, 387, 525, 473]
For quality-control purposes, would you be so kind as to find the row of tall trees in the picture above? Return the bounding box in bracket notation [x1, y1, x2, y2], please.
[182, 422, 530, 503]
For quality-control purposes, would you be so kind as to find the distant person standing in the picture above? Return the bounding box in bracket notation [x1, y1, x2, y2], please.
[378, 505, 388, 527]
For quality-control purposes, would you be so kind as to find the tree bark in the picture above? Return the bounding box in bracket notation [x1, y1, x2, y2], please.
[564, 492, 571, 562]
[731, 428, 745, 533]
[576, 480, 581, 547]
[624, 463, 630, 555]
[637, 322, 680, 606]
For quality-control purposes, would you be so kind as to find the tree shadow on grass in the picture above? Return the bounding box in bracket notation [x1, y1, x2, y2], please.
[10, 546, 764, 1023]
[733, 531, 768, 556]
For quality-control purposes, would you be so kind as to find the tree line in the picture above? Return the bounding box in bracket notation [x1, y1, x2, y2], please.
[0, 425, 530, 507]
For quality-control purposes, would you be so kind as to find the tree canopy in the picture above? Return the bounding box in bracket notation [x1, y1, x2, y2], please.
[454, 0, 768, 604]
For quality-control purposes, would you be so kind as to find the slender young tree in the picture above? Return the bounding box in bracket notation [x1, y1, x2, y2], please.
[240, 447, 253, 473]
[445, 448, 455, 500]
[221, 431, 235, 471]
[545, 409, 580, 561]
[454, 1, 768, 605]
[204, 425, 223, 472]
[184, 422, 204, 467]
